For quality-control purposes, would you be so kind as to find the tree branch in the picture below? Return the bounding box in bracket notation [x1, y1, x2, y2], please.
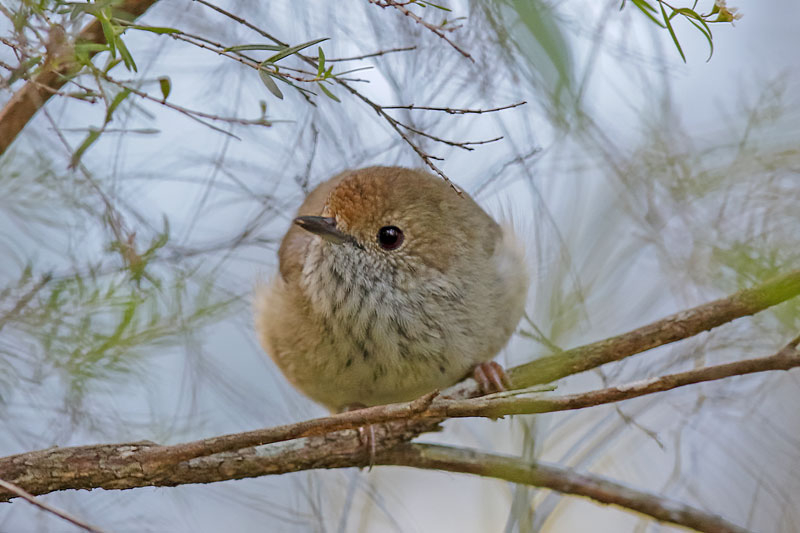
[381, 443, 750, 533]
[0, 0, 159, 155]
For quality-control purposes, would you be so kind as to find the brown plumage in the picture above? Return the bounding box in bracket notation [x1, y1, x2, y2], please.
[255, 166, 529, 411]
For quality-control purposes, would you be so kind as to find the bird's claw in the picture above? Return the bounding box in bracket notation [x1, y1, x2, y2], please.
[473, 361, 511, 395]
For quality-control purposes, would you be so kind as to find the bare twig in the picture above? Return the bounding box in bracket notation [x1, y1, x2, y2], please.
[365, 0, 474, 62]
[0, 478, 107, 533]
[383, 101, 527, 114]
[396, 121, 503, 150]
[317, 46, 417, 62]
[332, 77, 459, 190]
[381, 443, 750, 533]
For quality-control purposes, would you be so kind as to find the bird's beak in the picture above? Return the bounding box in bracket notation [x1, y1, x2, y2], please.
[294, 216, 350, 245]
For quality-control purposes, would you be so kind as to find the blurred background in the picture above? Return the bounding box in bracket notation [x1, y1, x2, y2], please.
[1, 0, 799, 531]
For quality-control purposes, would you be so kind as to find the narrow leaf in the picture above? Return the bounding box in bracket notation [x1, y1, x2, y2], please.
[631, 0, 657, 13]
[258, 67, 284, 99]
[318, 83, 340, 102]
[223, 44, 285, 52]
[116, 36, 137, 71]
[105, 88, 131, 123]
[99, 18, 116, 57]
[127, 25, 180, 34]
[660, 3, 686, 62]
[317, 46, 325, 77]
[687, 18, 714, 60]
[631, 0, 665, 26]
[70, 129, 102, 168]
[265, 37, 329, 64]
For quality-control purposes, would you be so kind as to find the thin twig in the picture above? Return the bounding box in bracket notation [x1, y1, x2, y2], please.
[365, 0, 474, 62]
[383, 101, 527, 114]
[317, 46, 417, 62]
[396, 121, 503, 150]
[0, 478, 107, 533]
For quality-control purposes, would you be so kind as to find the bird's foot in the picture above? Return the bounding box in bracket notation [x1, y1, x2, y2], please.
[340, 403, 377, 469]
[472, 361, 512, 395]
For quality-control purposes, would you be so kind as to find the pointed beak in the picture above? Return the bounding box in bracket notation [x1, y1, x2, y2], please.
[294, 216, 350, 245]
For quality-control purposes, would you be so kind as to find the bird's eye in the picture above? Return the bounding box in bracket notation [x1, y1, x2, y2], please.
[377, 226, 404, 250]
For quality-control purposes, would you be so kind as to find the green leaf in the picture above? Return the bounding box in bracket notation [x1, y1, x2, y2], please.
[317, 46, 325, 77]
[99, 17, 116, 57]
[158, 76, 171, 100]
[115, 35, 137, 71]
[105, 88, 131, 123]
[126, 25, 180, 34]
[74, 43, 109, 54]
[416, 1, 451, 10]
[223, 44, 285, 52]
[103, 57, 123, 74]
[660, 3, 686, 62]
[318, 82, 340, 102]
[265, 37, 329, 64]
[631, 0, 666, 26]
[70, 128, 102, 168]
[258, 67, 284, 99]
[631, 0, 656, 12]
[686, 17, 714, 60]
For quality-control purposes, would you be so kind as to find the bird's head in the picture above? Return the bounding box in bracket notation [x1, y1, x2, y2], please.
[293, 167, 500, 281]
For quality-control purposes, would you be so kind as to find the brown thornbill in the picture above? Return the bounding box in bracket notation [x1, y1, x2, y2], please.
[255, 166, 529, 412]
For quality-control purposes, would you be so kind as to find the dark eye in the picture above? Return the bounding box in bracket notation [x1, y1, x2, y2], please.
[377, 226, 404, 250]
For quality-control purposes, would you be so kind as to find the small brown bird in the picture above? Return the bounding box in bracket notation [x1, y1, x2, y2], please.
[255, 166, 529, 412]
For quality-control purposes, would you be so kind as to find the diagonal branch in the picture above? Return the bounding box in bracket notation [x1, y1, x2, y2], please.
[0, 478, 106, 533]
[509, 269, 800, 387]
[381, 443, 750, 533]
[0, 0, 159, 155]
